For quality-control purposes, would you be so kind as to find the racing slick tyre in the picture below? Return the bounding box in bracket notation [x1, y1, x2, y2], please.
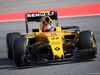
[14, 37, 29, 67]
[78, 30, 97, 58]
[62, 26, 80, 31]
[6, 32, 20, 60]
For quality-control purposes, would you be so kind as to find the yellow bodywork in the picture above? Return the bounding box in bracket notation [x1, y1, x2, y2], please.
[23, 15, 79, 60]
[22, 26, 78, 60]
[47, 32, 65, 60]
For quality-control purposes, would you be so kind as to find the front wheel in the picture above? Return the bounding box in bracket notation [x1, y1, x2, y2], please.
[14, 37, 30, 67]
[78, 30, 97, 58]
[6, 32, 20, 59]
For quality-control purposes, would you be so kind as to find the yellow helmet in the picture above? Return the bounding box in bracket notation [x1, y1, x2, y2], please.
[40, 16, 53, 31]
[40, 16, 53, 29]
[41, 16, 53, 24]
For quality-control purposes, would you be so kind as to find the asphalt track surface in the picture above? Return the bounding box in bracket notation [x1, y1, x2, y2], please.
[0, 15, 100, 75]
[0, 0, 100, 14]
[0, 0, 100, 75]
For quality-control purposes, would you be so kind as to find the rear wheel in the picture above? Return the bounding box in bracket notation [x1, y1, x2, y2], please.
[78, 30, 97, 58]
[14, 37, 30, 67]
[6, 32, 20, 59]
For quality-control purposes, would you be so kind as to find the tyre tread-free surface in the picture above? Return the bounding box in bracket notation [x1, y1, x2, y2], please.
[6, 32, 20, 59]
[14, 37, 29, 67]
[78, 30, 93, 49]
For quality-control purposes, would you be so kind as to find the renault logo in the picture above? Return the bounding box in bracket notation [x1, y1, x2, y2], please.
[55, 47, 60, 51]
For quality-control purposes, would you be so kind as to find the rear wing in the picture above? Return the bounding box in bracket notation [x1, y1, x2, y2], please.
[25, 11, 58, 33]
[25, 11, 58, 22]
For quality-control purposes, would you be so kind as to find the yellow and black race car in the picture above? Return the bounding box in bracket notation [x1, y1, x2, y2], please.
[6, 11, 97, 67]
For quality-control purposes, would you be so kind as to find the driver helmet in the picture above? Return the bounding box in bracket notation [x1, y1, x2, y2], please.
[42, 22, 53, 31]
[42, 16, 54, 31]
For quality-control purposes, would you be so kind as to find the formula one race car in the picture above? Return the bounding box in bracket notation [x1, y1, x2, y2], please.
[6, 11, 97, 67]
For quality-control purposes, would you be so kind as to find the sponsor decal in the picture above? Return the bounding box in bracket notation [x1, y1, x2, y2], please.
[52, 41, 60, 45]
[51, 32, 57, 36]
[51, 37, 59, 40]
[27, 12, 55, 18]
[55, 47, 60, 51]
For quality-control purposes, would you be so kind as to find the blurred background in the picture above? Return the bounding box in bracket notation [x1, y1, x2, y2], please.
[0, 0, 100, 14]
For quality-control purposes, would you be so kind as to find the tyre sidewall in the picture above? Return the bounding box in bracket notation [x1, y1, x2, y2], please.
[6, 32, 20, 59]
[14, 37, 28, 67]
[78, 30, 95, 49]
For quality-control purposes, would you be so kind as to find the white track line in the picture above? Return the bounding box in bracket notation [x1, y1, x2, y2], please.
[0, 14, 100, 22]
